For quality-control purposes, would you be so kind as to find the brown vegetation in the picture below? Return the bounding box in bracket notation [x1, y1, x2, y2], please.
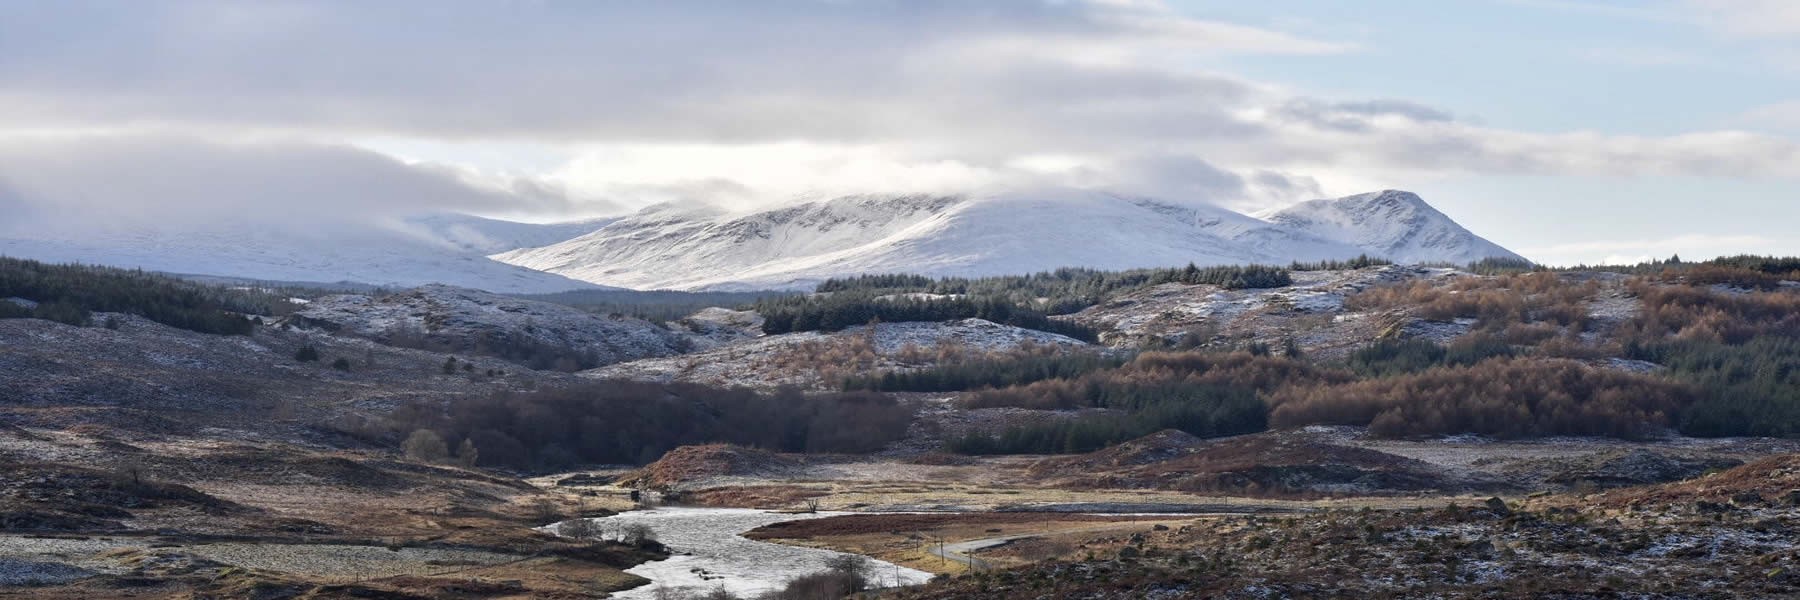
[1346, 272, 1597, 330]
[617, 444, 802, 490]
[1027, 430, 1456, 497]
[1267, 358, 1692, 439]
[1619, 279, 1800, 344]
[962, 351, 1348, 411]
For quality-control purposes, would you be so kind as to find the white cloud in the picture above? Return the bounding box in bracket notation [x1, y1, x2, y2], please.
[1741, 101, 1800, 130]
[1686, 0, 1800, 37]
[1522, 234, 1787, 266]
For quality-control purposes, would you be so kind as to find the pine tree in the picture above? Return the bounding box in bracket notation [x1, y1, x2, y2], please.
[294, 344, 320, 362]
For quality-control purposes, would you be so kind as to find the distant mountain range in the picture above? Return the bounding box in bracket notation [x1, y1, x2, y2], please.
[0, 189, 1525, 292]
[0, 213, 614, 293]
[494, 189, 1526, 291]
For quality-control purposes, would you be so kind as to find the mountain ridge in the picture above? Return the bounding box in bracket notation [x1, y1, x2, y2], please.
[494, 188, 1527, 291]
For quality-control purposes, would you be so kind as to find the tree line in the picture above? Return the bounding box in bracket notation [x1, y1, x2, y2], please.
[385, 381, 913, 471]
[753, 292, 1099, 342]
[0, 256, 294, 335]
[814, 264, 1297, 317]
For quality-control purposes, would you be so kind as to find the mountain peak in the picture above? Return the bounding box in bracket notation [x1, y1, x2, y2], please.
[1266, 190, 1526, 265]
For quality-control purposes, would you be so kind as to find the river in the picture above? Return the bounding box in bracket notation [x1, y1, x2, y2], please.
[575, 507, 934, 599]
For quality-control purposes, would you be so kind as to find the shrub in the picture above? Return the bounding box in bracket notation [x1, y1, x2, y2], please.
[330, 357, 351, 371]
[764, 571, 861, 600]
[402, 429, 450, 463]
[555, 518, 600, 541]
[294, 344, 321, 362]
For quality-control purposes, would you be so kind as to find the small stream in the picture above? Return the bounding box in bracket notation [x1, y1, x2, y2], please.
[574, 507, 934, 599]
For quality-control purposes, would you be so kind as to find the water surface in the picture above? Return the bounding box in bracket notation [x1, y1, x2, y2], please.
[591, 507, 933, 599]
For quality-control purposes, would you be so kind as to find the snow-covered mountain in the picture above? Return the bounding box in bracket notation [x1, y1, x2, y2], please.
[401, 213, 617, 255]
[0, 215, 610, 293]
[1260, 190, 1526, 265]
[492, 188, 1526, 291]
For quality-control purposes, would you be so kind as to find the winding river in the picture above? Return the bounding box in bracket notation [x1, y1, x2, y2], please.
[579, 507, 934, 599]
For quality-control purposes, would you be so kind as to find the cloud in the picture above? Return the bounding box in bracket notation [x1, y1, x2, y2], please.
[1522, 233, 1788, 266]
[0, 1, 1795, 217]
[0, 133, 601, 231]
[1741, 101, 1800, 130]
[1686, 0, 1800, 37]
[0, 1, 1344, 141]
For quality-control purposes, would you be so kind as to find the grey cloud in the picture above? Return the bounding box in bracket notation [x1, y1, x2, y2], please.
[1107, 155, 1249, 201]
[0, 135, 588, 229]
[1272, 98, 1456, 133]
[0, 0, 1794, 209]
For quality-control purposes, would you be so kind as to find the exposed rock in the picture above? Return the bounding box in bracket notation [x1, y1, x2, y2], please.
[1483, 496, 1511, 516]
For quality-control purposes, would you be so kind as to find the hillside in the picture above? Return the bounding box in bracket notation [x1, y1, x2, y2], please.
[0, 215, 607, 294]
[493, 189, 1523, 290]
[286, 284, 694, 370]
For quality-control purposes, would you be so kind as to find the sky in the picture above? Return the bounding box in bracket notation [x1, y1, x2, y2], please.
[0, 0, 1796, 266]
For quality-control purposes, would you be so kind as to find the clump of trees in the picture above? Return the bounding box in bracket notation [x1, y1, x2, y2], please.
[386, 382, 914, 471]
[811, 264, 1294, 319]
[1347, 272, 1597, 330]
[754, 292, 1098, 342]
[1266, 358, 1692, 439]
[960, 351, 1349, 411]
[1618, 280, 1800, 344]
[950, 385, 1267, 454]
[0, 257, 293, 334]
[1290, 255, 1393, 271]
[842, 350, 1128, 392]
[943, 352, 1343, 454]
[519, 288, 798, 321]
[1346, 336, 1515, 377]
[1626, 328, 1800, 437]
[1609, 281, 1799, 437]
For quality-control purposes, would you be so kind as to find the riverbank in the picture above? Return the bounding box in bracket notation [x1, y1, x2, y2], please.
[559, 507, 933, 599]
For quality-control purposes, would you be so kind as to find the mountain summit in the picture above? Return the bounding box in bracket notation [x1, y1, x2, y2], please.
[493, 189, 1527, 291]
[1261, 190, 1524, 265]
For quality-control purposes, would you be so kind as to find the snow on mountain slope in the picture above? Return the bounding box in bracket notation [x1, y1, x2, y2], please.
[493, 190, 1373, 290]
[401, 213, 617, 255]
[0, 217, 605, 294]
[1260, 190, 1526, 265]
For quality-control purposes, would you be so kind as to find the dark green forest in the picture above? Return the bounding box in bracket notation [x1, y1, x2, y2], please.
[0, 257, 293, 335]
[385, 382, 913, 470]
[520, 288, 798, 321]
[754, 291, 1100, 341]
